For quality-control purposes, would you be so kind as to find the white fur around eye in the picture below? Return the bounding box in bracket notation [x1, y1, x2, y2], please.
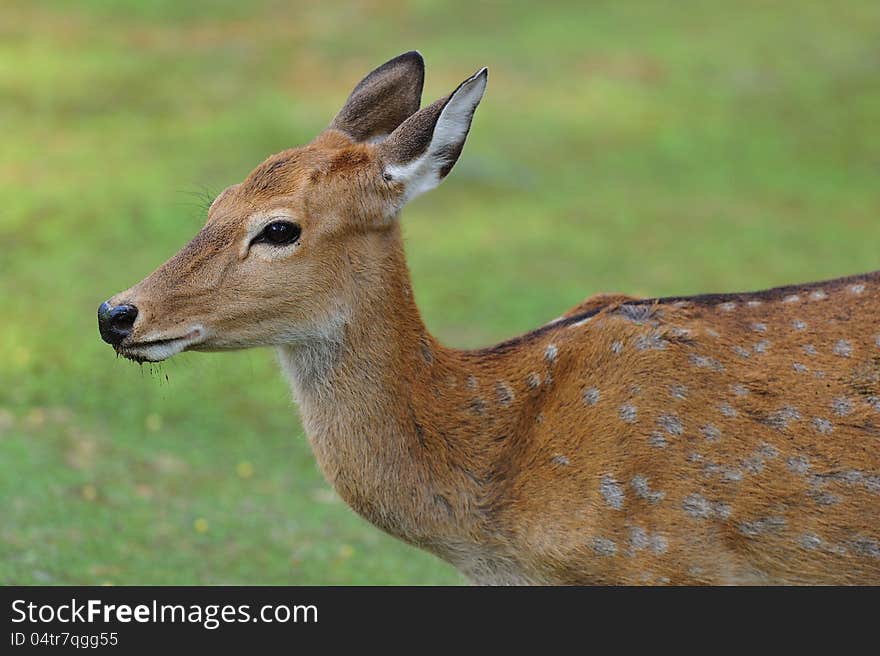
[251, 241, 302, 261]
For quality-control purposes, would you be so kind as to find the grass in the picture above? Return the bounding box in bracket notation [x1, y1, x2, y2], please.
[1, 0, 878, 584]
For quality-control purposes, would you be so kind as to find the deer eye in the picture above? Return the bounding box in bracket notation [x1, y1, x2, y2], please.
[253, 221, 301, 246]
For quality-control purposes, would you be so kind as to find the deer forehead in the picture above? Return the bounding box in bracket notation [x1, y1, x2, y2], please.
[209, 135, 382, 227]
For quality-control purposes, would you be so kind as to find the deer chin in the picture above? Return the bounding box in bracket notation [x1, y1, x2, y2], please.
[117, 326, 206, 363]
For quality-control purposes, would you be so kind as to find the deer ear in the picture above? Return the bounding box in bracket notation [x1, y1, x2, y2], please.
[329, 51, 425, 143]
[378, 68, 487, 204]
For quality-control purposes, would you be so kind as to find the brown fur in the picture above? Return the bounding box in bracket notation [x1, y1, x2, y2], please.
[329, 50, 424, 142]
[102, 56, 879, 585]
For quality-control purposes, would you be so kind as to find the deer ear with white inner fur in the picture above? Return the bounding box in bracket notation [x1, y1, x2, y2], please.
[329, 51, 425, 144]
[378, 67, 488, 205]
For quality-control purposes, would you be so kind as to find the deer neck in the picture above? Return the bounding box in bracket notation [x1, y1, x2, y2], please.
[276, 226, 489, 550]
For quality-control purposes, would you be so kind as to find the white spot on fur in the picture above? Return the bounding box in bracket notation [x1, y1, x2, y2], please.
[833, 339, 852, 357]
[802, 344, 817, 356]
[701, 424, 721, 441]
[600, 474, 625, 509]
[832, 397, 853, 416]
[469, 398, 487, 415]
[703, 459, 743, 482]
[670, 384, 688, 400]
[617, 305, 656, 323]
[582, 387, 600, 405]
[810, 290, 827, 301]
[689, 353, 724, 370]
[723, 468, 744, 482]
[682, 493, 730, 519]
[526, 373, 541, 389]
[809, 488, 840, 506]
[592, 537, 617, 556]
[619, 404, 637, 423]
[766, 406, 801, 430]
[731, 384, 749, 397]
[753, 339, 770, 354]
[747, 300, 763, 308]
[812, 417, 833, 433]
[739, 516, 786, 536]
[718, 302, 736, 312]
[657, 413, 683, 436]
[634, 332, 669, 351]
[787, 455, 810, 474]
[551, 454, 569, 466]
[751, 322, 767, 333]
[759, 442, 780, 458]
[732, 345, 751, 359]
[495, 381, 514, 407]
[544, 343, 558, 363]
[849, 283, 865, 295]
[783, 294, 800, 303]
[798, 533, 821, 549]
[628, 526, 668, 555]
[629, 526, 649, 552]
[631, 475, 665, 503]
[611, 341, 624, 354]
[793, 362, 809, 373]
[793, 319, 807, 331]
[718, 403, 737, 418]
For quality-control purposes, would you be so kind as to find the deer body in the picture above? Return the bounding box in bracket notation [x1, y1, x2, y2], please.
[277, 229, 880, 585]
[99, 52, 879, 584]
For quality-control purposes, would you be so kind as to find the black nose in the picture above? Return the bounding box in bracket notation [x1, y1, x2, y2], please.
[98, 301, 139, 346]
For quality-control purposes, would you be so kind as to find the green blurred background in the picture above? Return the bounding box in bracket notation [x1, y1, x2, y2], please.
[1, 0, 878, 584]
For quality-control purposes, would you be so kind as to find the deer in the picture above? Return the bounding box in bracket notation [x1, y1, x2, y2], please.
[98, 51, 879, 585]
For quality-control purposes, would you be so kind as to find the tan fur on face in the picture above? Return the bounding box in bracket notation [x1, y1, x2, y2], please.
[109, 131, 399, 353]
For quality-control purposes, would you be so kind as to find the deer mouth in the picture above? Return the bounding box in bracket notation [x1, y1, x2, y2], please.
[116, 327, 205, 363]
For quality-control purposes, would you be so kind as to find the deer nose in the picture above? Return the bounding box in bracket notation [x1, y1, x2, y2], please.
[98, 301, 139, 346]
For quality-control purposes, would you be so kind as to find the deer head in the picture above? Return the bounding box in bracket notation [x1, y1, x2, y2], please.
[98, 52, 487, 363]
